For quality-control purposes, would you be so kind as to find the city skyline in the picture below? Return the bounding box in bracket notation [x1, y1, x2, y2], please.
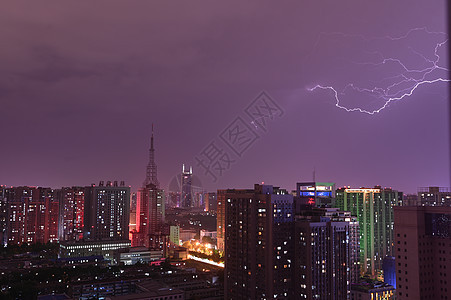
[0, 1, 449, 195]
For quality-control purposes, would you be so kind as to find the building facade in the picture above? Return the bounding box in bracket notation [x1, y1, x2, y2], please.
[418, 186, 451, 206]
[5, 186, 59, 245]
[335, 187, 401, 276]
[59, 186, 85, 241]
[223, 184, 294, 300]
[84, 181, 130, 241]
[296, 182, 336, 207]
[181, 164, 193, 208]
[294, 208, 360, 299]
[394, 206, 451, 299]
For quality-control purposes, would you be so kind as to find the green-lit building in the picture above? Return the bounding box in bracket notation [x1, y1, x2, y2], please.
[335, 186, 401, 277]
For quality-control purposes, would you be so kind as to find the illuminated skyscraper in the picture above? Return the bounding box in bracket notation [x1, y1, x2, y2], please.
[132, 126, 166, 249]
[335, 186, 401, 276]
[181, 164, 193, 208]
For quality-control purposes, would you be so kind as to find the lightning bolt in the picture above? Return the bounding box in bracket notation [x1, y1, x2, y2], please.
[308, 28, 450, 115]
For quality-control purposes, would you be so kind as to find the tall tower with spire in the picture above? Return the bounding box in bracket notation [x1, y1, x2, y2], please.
[144, 124, 159, 188]
[132, 124, 166, 250]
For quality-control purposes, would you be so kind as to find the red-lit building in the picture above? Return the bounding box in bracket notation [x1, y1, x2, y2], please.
[58, 187, 85, 241]
[6, 187, 59, 245]
[134, 184, 165, 248]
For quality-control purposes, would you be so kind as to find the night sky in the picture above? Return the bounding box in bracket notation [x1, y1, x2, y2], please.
[0, 1, 449, 194]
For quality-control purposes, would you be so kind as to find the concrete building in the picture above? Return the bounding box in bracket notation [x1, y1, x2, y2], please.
[394, 206, 451, 299]
[119, 247, 163, 265]
[59, 240, 131, 265]
[294, 208, 360, 299]
[134, 184, 165, 248]
[83, 181, 130, 242]
[5, 186, 59, 245]
[170, 225, 180, 245]
[0, 186, 7, 246]
[335, 186, 401, 276]
[223, 184, 295, 299]
[216, 189, 226, 251]
[418, 186, 451, 206]
[204, 192, 217, 212]
[58, 186, 85, 242]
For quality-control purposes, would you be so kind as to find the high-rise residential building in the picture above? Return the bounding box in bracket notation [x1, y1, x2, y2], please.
[5, 186, 59, 245]
[418, 186, 451, 206]
[181, 164, 193, 208]
[394, 206, 451, 300]
[58, 186, 85, 241]
[0, 186, 8, 246]
[216, 190, 226, 252]
[294, 208, 360, 299]
[169, 225, 180, 245]
[204, 192, 217, 212]
[223, 184, 294, 300]
[335, 186, 401, 276]
[222, 184, 358, 299]
[83, 181, 130, 241]
[296, 182, 336, 207]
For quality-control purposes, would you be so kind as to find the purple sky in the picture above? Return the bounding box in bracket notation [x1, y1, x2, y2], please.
[0, 1, 449, 194]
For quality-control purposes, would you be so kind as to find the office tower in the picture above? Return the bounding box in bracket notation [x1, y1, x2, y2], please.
[394, 206, 451, 300]
[5, 186, 59, 245]
[181, 164, 193, 208]
[335, 186, 401, 276]
[84, 180, 130, 241]
[296, 182, 336, 207]
[223, 184, 294, 299]
[58, 186, 85, 241]
[133, 126, 166, 249]
[418, 186, 451, 206]
[294, 208, 359, 299]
